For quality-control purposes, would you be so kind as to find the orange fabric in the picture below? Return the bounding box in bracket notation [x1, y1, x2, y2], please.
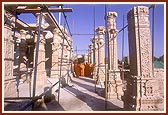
[74, 64, 80, 77]
[84, 63, 90, 77]
[74, 63, 94, 77]
[79, 63, 85, 76]
[88, 64, 94, 78]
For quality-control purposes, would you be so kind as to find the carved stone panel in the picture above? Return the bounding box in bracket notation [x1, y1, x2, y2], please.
[4, 11, 16, 97]
[124, 6, 164, 111]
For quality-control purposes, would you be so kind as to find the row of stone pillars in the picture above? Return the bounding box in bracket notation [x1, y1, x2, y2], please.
[3, 5, 164, 111]
[88, 12, 123, 99]
[87, 6, 164, 111]
[4, 9, 72, 97]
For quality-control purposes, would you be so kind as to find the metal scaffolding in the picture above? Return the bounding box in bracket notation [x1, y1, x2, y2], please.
[4, 4, 73, 110]
[4, 4, 158, 111]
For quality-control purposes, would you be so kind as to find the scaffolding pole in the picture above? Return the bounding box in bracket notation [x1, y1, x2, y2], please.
[104, 4, 109, 110]
[32, 7, 43, 105]
[31, 7, 43, 109]
[61, 6, 72, 36]
[43, 5, 72, 103]
[93, 6, 97, 93]
[122, 15, 125, 82]
[58, 24, 66, 103]
[149, 4, 156, 76]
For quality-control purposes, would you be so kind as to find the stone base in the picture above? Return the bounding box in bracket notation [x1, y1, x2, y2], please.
[123, 96, 164, 111]
[139, 96, 164, 111]
[4, 80, 17, 97]
[92, 66, 98, 80]
[106, 80, 124, 99]
[108, 70, 123, 99]
[60, 69, 72, 87]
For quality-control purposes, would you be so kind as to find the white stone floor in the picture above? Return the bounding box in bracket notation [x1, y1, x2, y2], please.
[4, 76, 123, 112]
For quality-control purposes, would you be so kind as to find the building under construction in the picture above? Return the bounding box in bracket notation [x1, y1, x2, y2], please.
[2, 3, 165, 112]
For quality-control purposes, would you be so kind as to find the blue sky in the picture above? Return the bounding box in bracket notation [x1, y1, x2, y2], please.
[17, 3, 165, 60]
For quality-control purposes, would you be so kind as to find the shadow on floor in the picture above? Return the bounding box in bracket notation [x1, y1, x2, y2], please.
[78, 77, 95, 84]
[71, 80, 95, 93]
[4, 100, 32, 111]
[45, 99, 65, 111]
[4, 97, 65, 111]
[64, 84, 123, 111]
[71, 78, 105, 98]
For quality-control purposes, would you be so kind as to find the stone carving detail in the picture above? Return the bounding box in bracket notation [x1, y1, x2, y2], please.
[5, 40, 13, 59]
[4, 10, 15, 27]
[5, 61, 12, 79]
[4, 10, 16, 97]
[135, 6, 149, 15]
[124, 6, 164, 111]
[139, 28, 152, 77]
[92, 26, 106, 87]
[104, 12, 123, 99]
[88, 44, 94, 64]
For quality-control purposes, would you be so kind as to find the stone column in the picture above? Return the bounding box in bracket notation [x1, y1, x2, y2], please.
[49, 28, 62, 93]
[4, 10, 17, 97]
[95, 26, 106, 87]
[66, 37, 73, 84]
[66, 36, 72, 62]
[95, 41, 98, 67]
[19, 30, 28, 78]
[67, 36, 73, 74]
[33, 13, 47, 95]
[106, 12, 118, 70]
[87, 48, 90, 64]
[62, 41, 68, 86]
[13, 35, 20, 77]
[91, 36, 98, 80]
[58, 27, 71, 86]
[51, 28, 60, 78]
[89, 44, 93, 64]
[95, 26, 105, 65]
[92, 36, 99, 65]
[123, 6, 163, 111]
[106, 12, 123, 99]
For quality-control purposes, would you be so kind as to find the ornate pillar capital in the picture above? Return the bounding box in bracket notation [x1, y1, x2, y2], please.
[95, 26, 105, 35]
[35, 12, 46, 29]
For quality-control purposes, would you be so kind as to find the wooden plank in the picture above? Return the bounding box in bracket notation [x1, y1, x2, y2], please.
[16, 18, 29, 28]
[16, 8, 72, 14]
[43, 13, 58, 29]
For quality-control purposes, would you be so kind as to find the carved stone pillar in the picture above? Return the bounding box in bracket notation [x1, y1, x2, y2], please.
[67, 37, 72, 60]
[95, 26, 105, 65]
[123, 6, 163, 111]
[4, 10, 16, 97]
[95, 26, 106, 87]
[66, 36, 73, 80]
[19, 30, 28, 75]
[13, 35, 20, 77]
[88, 48, 91, 64]
[51, 28, 60, 78]
[89, 44, 93, 64]
[106, 12, 123, 99]
[95, 40, 98, 67]
[106, 12, 118, 70]
[57, 27, 71, 86]
[91, 36, 98, 80]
